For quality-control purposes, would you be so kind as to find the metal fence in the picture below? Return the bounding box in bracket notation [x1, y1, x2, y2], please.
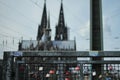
[3, 51, 120, 80]
[15, 57, 120, 80]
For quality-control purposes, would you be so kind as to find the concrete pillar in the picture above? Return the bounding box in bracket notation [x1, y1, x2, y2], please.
[90, 0, 103, 80]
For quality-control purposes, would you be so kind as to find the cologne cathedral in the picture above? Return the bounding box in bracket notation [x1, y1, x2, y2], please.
[18, 0, 76, 51]
[17, 1, 77, 79]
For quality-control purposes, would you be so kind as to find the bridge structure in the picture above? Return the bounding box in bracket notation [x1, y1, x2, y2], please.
[2, 0, 119, 80]
[2, 51, 120, 80]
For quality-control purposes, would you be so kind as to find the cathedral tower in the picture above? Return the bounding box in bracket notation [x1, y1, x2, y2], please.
[55, 0, 68, 40]
[37, 0, 48, 41]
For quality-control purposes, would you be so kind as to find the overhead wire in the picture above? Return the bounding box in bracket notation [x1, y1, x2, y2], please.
[0, 43, 17, 50]
[28, 0, 87, 39]
[2, 5, 36, 43]
[0, 0, 91, 51]
[0, 13, 35, 38]
[19, 0, 120, 50]
[0, 0, 62, 39]
[0, 0, 38, 39]
[56, 0, 86, 25]
[2, 0, 54, 51]
[28, 0, 60, 37]
[0, 0, 39, 25]
[0, 33, 20, 40]
[0, 23, 33, 39]
[104, 6, 120, 39]
[28, 0, 58, 20]
[55, 0, 90, 40]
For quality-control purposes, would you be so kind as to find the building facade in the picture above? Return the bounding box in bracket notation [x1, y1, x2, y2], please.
[17, 1, 77, 80]
[18, 0, 76, 51]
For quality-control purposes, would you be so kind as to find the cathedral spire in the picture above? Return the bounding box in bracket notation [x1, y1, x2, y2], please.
[58, 0, 65, 27]
[55, 1, 68, 40]
[41, 0, 47, 27]
[47, 12, 50, 29]
[37, 0, 47, 40]
[74, 37, 76, 50]
[46, 12, 51, 41]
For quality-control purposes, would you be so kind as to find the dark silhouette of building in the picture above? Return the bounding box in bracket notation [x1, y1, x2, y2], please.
[55, 1, 68, 40]
[37, 0, 48, 41]
[18, 0, 76, 51]
[17, 1, 76, 79]
[0, 59, 3, 80]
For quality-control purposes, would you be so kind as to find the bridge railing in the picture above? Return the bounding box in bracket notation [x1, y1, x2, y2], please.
[2, 51, 120, 80]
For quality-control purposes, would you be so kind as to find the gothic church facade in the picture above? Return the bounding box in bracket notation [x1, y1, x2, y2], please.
[18, 0, 76, 51]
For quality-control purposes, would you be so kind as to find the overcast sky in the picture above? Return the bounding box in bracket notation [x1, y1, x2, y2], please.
[0, 0, 120, 59]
